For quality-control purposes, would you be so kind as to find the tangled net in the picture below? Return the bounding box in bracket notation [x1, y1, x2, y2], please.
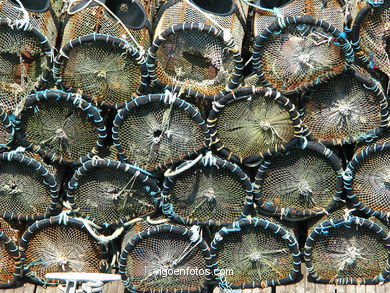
[0, 0, 59, 49]
[208, 87, 302, 166]
[302, 69, 389, 145]
[351, 1, 390, 77]
[305, 216, 390, 284]
[20, 216, 108, 286]
[345, 143, 390, 219]
[254, 141, 343, 220]
[119, 224, 214, 293]
[15, 90, 107, 166]
[112, 93, 209, 171]
[147, 22, 243, 99]
[0, 152, 58, 221]
[211, 218, 301, 289]
[54, 33, 148, 108]
[161, 153, 253, 226]
[66, 158, 160, 227]
[0, 18, 53, 113]
[253, 15, 354, 94]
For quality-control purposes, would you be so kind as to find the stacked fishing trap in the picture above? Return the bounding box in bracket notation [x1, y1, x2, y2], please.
[0, 0, 389, 292]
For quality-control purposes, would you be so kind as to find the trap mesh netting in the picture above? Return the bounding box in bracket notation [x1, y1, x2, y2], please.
[66, 158, 161, 227]
[0, 230, 21, 288]
[208, 87, 302, 166]
[0, 106, 13, 151]
[252, 15, 354, 94]
[0, 152, 59, 221]
[254, 140, 343, 220]
[0, 18, 53, 113]
[161, 153, 253, 226]
[112, 94, 209, 171]
[119, 224, 214, 293]
[0, 0, 59, 49]
[15, 90, 107, 166]
[344, 143, 390, 219]
[155, 0, 248, 52]
[20, 216, 108, 286]
[351, 1, 390, 77]
[304, 216, 390, 284]
[147, 22, 244, 99]
[54, 33, 148, 108]
[253, 0, 346, 37]
[61, 0, 151, 49]
[301, 69, 389, 145]
[210, 218, 301, 289]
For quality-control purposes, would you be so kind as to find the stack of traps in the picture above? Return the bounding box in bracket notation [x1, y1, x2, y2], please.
[0, 0, 390, 291]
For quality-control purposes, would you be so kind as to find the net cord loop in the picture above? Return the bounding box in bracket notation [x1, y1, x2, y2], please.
[12, 0, 31, 30]
[171, 227, 203, 267]
[66, 0, 144, 55]
[79, 217, 124, 245]
[164, 154, 203, 177]
[201, 151, 217, 166]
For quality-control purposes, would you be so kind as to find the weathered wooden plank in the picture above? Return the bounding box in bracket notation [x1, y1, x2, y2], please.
[355, 284, 366, 293]
[314, 283, 328, 293]
[345, 285, 356, 293]
[375, 283, 386, 293]
[12, 284, 34, 293]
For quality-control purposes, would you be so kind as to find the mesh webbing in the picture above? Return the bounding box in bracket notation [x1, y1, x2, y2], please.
[55, 34, 147, 108]
[302, 70, 388, 145]
[119, 225, 212, 292]
[22, 220, 105, 284]
[305, 217, 390, 284]
[255, 143, 342, 220]
[253, 15, 353, 94]
[67, 159, 160, 226]
[0, 152, 58, 221]
[208, 87, 302, 165]
[113, 94, 208, 171]
[162, 157, 253, 225]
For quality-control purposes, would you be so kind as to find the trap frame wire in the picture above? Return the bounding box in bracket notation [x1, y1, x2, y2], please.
[14, 90, 107, 166]
[66, 158, 161, 228]
[254, 140, 344, 220]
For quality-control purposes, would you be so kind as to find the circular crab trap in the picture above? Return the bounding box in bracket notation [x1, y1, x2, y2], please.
[66, 158, 161, 228]
[0, 106, 14, 151]
[119, 224, 215, 293]
[0, 0, 60, 49]
[0, 151, 59, 221]
[210, 218, 301, 289]
[344, 143, 390, 220]
[254, 140, 343, 220]
[161, 152, 253, 226]
[301, 69, 389, 146]
[62, 0, 152, 49]
[54, 33, 148, 109]
[253, 15, 354, 94]
[112, 93, 209, 172]
[252, 0, 346, 38]
[147, 22, 244, 100]
[15, 90, 107, 166]
[0, 18, 53, 113]
[207, 87, 303, 166]
[351, 1, 390, 77]
[155, 0, 249, 52]
[20, 216, 108, 286]
[0, 230, 22, 289]
[304, 216, 390, 284]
